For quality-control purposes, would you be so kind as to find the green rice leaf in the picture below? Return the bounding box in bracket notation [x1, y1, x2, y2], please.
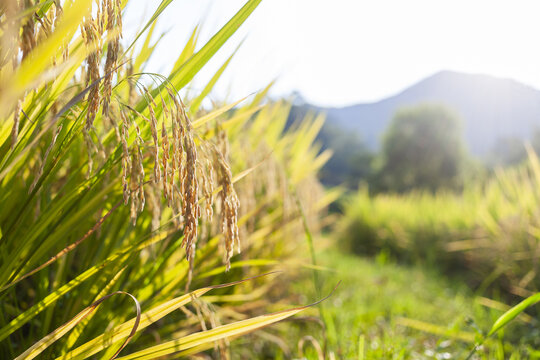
[487, 292, 540, 337]
[168, 0, 262, 90]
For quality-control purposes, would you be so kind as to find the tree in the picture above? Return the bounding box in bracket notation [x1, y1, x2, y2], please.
[317, 122, 374, 188]
[287, 105, 375, 188]
[375, 103, 466, 192]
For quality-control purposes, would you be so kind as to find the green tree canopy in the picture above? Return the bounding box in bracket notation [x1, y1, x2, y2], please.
[375, 103, 466, 192]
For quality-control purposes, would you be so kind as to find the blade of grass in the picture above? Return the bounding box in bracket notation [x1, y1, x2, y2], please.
[5, 0, 92, 100]
[189, 44, 241, 114]
[123, 0, 177, 55]
[487, 292, 540, 337]
[0, 230, 172, 342]
[0, 202, 121, 293]
[15, 291, 141, 360]
[168, 0, 262, 91]
[192, 95, 250, 129]
[59, 272, 281, 360]
[115, 283, 339, 360]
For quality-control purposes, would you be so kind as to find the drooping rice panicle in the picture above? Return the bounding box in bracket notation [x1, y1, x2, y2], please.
[102, 0, 122, 117]
[10, 100, 21, 149]
[143, 86, 161, 184]
[20, 0, 36, 60]
[81, 18, 102, 131]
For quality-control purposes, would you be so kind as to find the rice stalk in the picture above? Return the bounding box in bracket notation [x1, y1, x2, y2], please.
[0, 1, 331, 358]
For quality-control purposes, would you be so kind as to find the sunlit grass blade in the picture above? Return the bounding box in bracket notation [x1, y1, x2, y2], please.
[63, 268, 128, 351]
[115, 289, 337, 360]
[190, 44, 241, 114]
[0, 73, 103, 181]
[60, 273, 280, 360]
[15, 291, 141, 360]
[0, 202, 121, 293]
[132, 19, 161, 73]
[168, 0, 262, 90]
[197, 259, 278, 279]
[123, 0, 177, 55]
[170, 25, 200, 73]
[487, 292, 540, 337]
[396, 317, 476, 343]
[0, 231, 171, 342]
[192, 95, 250, 129]
[464, 293, 540, 359]
[2, 0, 92, 106]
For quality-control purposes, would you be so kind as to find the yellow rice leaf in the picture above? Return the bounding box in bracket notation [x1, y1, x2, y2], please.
[171, 25, 200, 73]
[8, 0, 92, 97]
[116, 307, 307, 360]
[192, 96, 250, 129]
[59, 273, 279, 360]
[15, 291, 140, 360]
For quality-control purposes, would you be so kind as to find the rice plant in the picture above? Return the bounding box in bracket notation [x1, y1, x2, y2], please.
[0, 1, 332, 358]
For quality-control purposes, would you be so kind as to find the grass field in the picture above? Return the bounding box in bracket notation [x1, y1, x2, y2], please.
[291, 249, 540, 359]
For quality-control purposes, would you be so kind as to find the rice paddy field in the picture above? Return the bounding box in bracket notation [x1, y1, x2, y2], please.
[1, 1, 539, 359]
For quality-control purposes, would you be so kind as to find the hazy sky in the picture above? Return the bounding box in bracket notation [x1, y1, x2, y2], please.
[125, 0, 540, 107]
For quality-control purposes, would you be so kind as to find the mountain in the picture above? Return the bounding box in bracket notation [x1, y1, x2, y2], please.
[315, 70, 540, 156]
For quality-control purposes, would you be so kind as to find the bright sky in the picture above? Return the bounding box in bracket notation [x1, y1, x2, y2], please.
[124, 0, 540, 107]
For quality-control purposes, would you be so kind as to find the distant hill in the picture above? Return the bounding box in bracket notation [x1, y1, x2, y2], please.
[305, 70, 540, 157]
